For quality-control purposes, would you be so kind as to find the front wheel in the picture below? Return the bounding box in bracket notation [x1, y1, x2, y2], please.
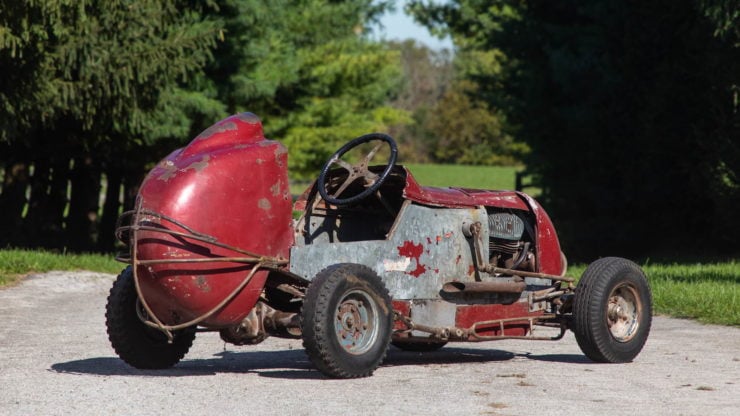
[301, 264, 393, 378]
[105, 267, 196, 369]
[572, 257, 652, 363]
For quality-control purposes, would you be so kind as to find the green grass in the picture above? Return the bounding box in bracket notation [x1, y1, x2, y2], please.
[0, 249, 122, 287]
[403, 163, 521, 191]
[567, 261, 739, 326]
[290, 164, 524, 196]
[643, 262, 739, 326]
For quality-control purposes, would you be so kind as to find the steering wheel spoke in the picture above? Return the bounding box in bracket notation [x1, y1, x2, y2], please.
[317, 133, 398, 206]
[333, 158, 355, 173]
[332, 172, 360, 199]
[364, 142, 385, 165]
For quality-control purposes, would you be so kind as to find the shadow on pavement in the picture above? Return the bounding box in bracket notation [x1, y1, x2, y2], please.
[51, 346, 592, 379]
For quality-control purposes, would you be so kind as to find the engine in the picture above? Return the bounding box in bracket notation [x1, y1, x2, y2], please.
[487, 211, 537, 272]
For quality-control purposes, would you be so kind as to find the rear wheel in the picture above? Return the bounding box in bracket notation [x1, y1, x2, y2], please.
[573, 257, 652, 363]
[105, 267, 196, 369]
[301, 264, 393, 378]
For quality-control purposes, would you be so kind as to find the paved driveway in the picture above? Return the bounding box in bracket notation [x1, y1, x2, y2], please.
[0, 271, 738, 415]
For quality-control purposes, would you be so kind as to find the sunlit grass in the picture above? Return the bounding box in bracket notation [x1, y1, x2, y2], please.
[0, 249, 121, 286]
[290, 164, 527, 196]
[568, 261, 739, 326]
[403, 163, 522, 191]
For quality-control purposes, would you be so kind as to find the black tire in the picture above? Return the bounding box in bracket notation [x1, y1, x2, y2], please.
[301, 264, 393, 378]
[391, 340, 447, 352]
[105, 266, 196, 369]
[573, 257, 652, 363]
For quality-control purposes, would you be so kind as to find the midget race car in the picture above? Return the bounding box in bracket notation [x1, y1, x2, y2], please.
[106, 112, 652, 378]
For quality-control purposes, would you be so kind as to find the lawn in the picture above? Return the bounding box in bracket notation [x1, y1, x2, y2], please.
[290, 163, 526, 196]
[402, 163, 522, 191]
[0, 249, 122, 287]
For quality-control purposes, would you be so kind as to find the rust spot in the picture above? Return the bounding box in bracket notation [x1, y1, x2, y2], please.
[426, 237, 432, 244]
[184, 155, 210, 172]
[468, 265, 476, 275]
[195, 121, 237, 141]
[456, 255, 462, 264]
[157, 160, 178, 181]
[258, 198, 272, 210]
[236, 112, 261, 124]
[194, 275, 211, 292]
[270, 180, 282, 196]
[397, 241, 427, 277]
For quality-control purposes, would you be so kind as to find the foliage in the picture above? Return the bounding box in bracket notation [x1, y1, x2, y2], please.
[0, 0, 407, 250]
[426, 79, 527, 165]
[385, 39, 526, 166]
[0, 0, 221, 145]
[200, 0, 407, 179]
[410, 0, 740, 260]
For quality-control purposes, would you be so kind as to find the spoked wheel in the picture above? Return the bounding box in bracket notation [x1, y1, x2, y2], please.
[105, 267, 196, 369]
[317, 133, 398, 206]
[573, 257, 652, 363]
[301, 263, 393, 378]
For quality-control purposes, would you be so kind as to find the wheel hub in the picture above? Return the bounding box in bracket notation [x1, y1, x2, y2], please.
[607, 284, 641, 343]
[334, 291, 378, 355]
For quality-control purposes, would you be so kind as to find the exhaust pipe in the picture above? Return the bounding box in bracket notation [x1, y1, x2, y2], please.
[442, 280, 526, 295]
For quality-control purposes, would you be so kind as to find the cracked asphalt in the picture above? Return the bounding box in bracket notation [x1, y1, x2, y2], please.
[1, 271, 738, 415]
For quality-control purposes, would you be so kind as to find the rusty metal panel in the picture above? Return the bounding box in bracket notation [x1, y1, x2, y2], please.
[408, 299, 457, 335]
[290, 204, 488, 300]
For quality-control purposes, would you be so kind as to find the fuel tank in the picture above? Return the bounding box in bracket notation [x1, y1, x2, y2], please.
[133, 113, 293, 327]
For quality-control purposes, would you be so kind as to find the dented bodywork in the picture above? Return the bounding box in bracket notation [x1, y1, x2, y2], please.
[110, 112, 651, 378]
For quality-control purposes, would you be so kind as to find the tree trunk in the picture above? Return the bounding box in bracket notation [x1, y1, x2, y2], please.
[0, 161, 30, 247]
[66, 156, 101, 252]
[98, 169, 122, 252]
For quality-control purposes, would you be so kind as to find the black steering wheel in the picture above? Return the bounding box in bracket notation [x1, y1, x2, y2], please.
[317, 133, 398, 206]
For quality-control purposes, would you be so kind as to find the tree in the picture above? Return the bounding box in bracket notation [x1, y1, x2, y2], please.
[0, 0, 221, 251]
[411, 0, 739, 259]
[384, 39, 526, 166]
[200, 0, 408, 178]
[0, 1, 410, 250]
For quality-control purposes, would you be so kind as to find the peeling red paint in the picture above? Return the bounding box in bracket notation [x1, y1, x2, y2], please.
[397, 241, 427, 277]
[468, 265, 476, 275]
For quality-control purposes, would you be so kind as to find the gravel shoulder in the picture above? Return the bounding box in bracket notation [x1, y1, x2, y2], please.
[1, 271, 738, 416]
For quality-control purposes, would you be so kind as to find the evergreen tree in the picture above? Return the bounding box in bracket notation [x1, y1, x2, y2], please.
[411, 0, 739, 259]
[201, 0, 407, 178]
